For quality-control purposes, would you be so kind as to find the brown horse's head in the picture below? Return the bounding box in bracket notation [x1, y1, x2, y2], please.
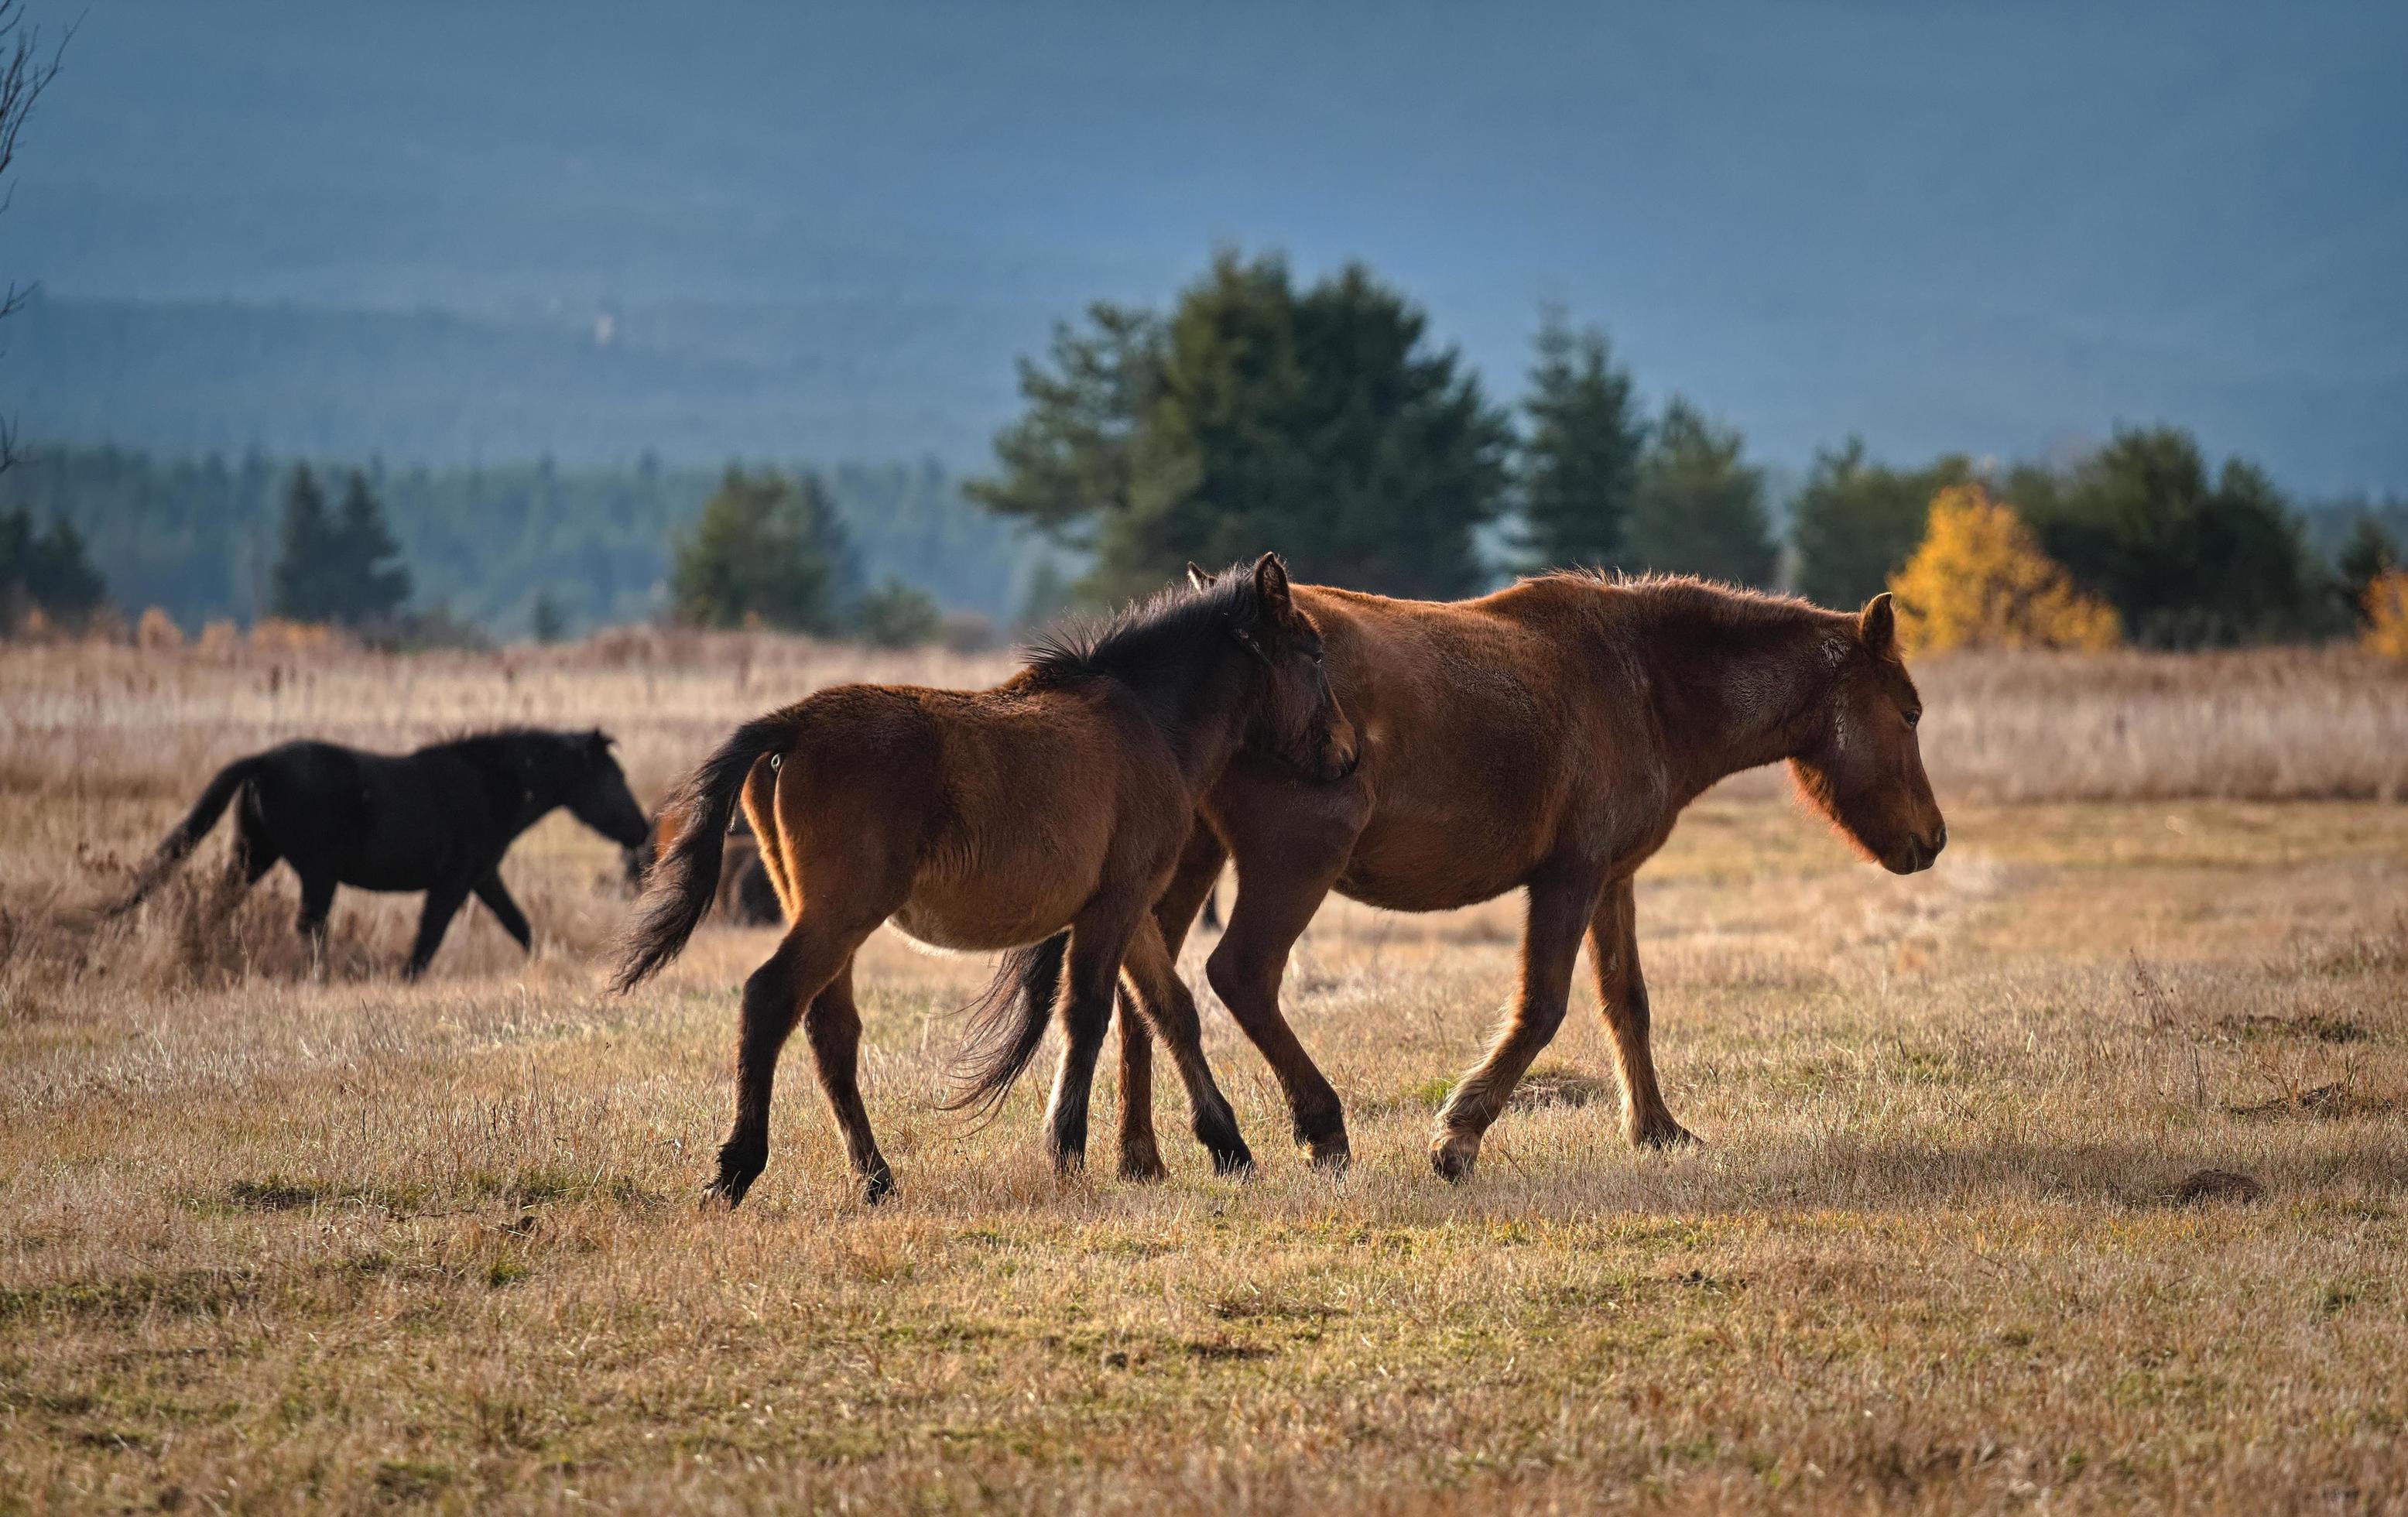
[1789, 594, 1947, 874]
[1198, 553, 1358, 783]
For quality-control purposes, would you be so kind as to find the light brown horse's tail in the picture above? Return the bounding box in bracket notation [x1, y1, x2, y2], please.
[610, 709, 801, 992]
[107, 754, 263, 916]
[941, 931, 1068, 1121]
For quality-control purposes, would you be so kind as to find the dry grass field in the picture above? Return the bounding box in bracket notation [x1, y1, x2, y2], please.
[4, 638, 2407, 1512]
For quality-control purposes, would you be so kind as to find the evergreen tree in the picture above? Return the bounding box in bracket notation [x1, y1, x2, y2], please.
[530, 591, 567, 644]
[333, 470, 412, 625]
[1790, 439, 1974, 609]
[0, 506, 104, 626]
[1516, 309, 1645, 571]
[670, 467, 852, 632]
[2020, 426, 2327, 646]
[973, 252, 1512, 601]
[269, 464, 340, 622]
[857, 577, 942, 647]
[1626, 399, 1776, 587]
[2336, 515, 2399, 629]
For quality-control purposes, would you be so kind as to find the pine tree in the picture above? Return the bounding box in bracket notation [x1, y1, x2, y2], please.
[269, 465, 338, 622]
[670, 467, 853, 632]
[1791, 439, 1974, 609]
[1626, 399, 1776, 587]
[972, 253, 1512, 601]
[333, 471, 411, 625]
[1516, 310, 1644, 571]
[2336, 515, 2399, 629]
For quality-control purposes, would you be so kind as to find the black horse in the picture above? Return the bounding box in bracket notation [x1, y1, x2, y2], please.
[112, 728, 650, 978]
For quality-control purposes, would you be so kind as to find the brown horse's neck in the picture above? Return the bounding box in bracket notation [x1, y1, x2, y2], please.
[1623, 585, 1848, 804]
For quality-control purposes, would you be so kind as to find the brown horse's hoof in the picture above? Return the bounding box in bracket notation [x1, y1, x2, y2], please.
[1307, 1135, 1352, 1175]
[861, 1165, 895, 1206]
[1211, 1142, 1257, 1180]
[1430, 1132, 1480, 1183]
[1118, 1148, 1170, 1184]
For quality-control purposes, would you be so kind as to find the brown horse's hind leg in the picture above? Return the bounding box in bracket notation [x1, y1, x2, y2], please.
[1432, 858, 1606, 1183]
[711, 913, 875, 1207]
[1121, 918, 1252, 1176]
[1112, 824, 1229, 1182]
[1588, 876, 1695, 1149]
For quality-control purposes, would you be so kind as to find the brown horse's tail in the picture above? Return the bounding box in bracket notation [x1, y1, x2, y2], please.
[610, 709, 801, 993]
[941, 931, 1069, 1121]
[107, 754, 264, 916]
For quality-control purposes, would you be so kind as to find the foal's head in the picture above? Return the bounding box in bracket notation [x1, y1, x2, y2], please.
[533, 730, 652, 849]
[1190, 553, 1358, 782]
[1790, 594, 1947, 874]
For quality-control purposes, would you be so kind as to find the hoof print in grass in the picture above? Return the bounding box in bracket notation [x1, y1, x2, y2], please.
[2172, 1169, 2265, 1206]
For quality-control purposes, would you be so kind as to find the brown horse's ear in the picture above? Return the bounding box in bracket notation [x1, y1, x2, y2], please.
[1186, 562, 1216, 592]
[1859, 593, 1896, 654]
[1252, 552, 1292, 612]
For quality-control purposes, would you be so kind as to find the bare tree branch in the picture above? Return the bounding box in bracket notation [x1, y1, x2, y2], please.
[0, 0, 67, 471]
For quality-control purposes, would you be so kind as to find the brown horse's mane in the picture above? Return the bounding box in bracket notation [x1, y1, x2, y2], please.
[1019, 564, 1269, 690]
[1532, 568, 1832, 629]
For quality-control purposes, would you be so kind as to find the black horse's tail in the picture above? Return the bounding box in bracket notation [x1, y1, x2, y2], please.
[108, 755, 264, 916]
[941, 932, 1069, 1120]
[611, 708, 801, 992]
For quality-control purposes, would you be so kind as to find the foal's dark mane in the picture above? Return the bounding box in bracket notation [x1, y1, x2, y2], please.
[1020, 567, 1269, 690]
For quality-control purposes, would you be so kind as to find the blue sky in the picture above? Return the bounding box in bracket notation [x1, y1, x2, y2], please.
[11, 1, 2405, 490]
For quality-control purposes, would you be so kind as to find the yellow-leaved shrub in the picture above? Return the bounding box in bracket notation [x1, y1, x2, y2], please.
[2363, 570, 2408, 659]
[1888, 484, 2120, 654]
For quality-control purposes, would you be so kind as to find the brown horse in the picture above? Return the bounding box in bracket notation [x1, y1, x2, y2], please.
[612, 554, 1356, 1206]
[624, 806, 782, 926]
[985, 570, 1945, 1183]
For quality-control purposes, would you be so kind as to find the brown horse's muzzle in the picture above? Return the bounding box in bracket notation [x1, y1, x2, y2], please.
[1884, 819, 1948, 874]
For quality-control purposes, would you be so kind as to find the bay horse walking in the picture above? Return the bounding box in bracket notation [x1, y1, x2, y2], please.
[971, 572, 1946, 1183]
[612, 554, 1356, 1207]
[112, 728, 650, 978]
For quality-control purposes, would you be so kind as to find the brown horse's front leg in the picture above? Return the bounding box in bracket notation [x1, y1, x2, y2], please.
[1112, 824, 1230, 1181]
[1204, 786, 1360, 1170]
[1431, 858, 1606, 1182]
[1587, 875, 1695, 1149]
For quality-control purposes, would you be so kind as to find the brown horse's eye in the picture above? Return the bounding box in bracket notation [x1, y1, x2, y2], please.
[1904, 708, 1922, 728]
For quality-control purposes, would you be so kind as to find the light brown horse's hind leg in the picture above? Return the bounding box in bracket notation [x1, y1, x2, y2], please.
[802, 954, 893, 1202]
[1431, 858, 1606, 1183]
[1121, 917, 1252, 1176]
[1588, 875, 1694, 1149]
[1203, 824, 1356, 1169]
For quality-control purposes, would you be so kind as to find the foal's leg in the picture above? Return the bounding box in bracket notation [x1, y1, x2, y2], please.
[1113, 825, 1228, 1181]
[1121, 917, 1253, 1176]
[1588, 875, 1694, 1149]
[402, 877, 472, 981]
[712, 912, 875, 1206]
[1045, 904, 1144, 1174]
[800, 953, 894, 1203]
[1431, 858, 1607, 1183]
[474, 871, 534, 955]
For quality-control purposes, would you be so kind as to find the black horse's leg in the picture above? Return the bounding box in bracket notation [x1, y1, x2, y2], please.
[402, 878, 471, 981]
[474, 870, 533, 954]
[295, 871, 337, 976]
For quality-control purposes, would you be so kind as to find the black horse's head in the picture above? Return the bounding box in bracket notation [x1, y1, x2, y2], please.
[527, 729, 650, 850]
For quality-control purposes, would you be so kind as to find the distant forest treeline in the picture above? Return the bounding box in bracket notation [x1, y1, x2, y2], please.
[0, 447, 1051, 636]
